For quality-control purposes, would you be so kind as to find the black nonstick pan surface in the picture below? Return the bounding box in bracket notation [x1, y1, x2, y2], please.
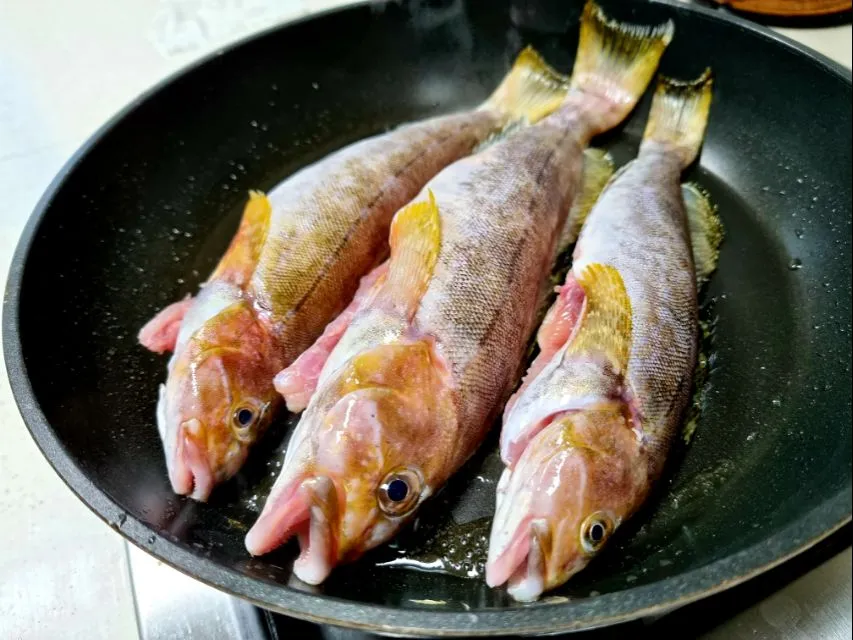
[3, 0, 851, 636]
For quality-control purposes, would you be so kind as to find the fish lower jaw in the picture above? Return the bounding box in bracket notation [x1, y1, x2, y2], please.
[507, 569, 545, 603]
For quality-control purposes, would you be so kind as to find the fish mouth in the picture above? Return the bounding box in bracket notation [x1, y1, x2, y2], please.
[168, 420, 215, 502]
[486, 518, 551, 602]
[245, 475, 340, 585]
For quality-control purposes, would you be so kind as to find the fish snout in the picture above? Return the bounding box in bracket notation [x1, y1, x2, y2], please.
[486, 518, 553, 603]
[245, 474, 341, 585]
[168, 419, 215, 502]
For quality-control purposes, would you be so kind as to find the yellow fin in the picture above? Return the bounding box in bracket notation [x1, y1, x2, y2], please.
[642, 69, 714, 168]
[209, 190, 271, 288]
[483, 45, 571, 125]
[682, 182, 724, 285]
[557, 148, 615, 254]
[570, 1, 673, 129]
[567, 263, 632, 373]
[380, 190, 441, 319]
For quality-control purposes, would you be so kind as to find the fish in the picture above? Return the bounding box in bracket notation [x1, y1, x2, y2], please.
[274, 147, 616, 414]
[244, 0, 673, 585]
[136, 46, 576, 501]
[486, 70, 723, 602]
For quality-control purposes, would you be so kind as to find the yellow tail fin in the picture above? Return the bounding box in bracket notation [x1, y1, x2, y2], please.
[642, 70, 714, 168]
[380, 191, 442, 320]
[570, 1, 673, 131]
[567, 263, 632, 374]
[483, 45, 571, 125]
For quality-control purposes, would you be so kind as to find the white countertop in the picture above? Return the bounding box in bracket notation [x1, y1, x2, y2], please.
[0, 1, 849, 638]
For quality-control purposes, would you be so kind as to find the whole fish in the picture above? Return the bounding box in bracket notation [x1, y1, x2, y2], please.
[245, 1, 673, 585]
[137, 47, 573, 501]
[486, 70, 723, 601]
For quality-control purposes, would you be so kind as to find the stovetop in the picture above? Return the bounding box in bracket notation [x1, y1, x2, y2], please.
[127, 524, 850, 639]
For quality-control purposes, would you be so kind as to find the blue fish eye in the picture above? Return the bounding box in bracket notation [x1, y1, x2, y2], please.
[386, 478, 409, 502]
[378, 468, 421, 516]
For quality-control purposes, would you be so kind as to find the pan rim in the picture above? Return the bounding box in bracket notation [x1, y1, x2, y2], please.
[3, 0, 851, 635]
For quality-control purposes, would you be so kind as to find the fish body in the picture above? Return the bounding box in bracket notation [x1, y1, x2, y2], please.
[487, 71, 722, 601]
[246, 1, 673, 585]
[137, 46, 570, 501]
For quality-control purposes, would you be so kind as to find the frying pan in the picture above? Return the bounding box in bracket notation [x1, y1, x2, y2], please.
[3, 0, 851, 636]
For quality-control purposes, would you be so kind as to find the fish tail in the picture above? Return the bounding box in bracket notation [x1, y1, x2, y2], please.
[642, 69, 714, 168]
[483, 45, 571, 125]
[569, 1, 673, 132]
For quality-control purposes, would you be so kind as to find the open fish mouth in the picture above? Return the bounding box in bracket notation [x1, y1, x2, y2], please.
[168, 420, 215, 501]
[245, 475, 340, 585]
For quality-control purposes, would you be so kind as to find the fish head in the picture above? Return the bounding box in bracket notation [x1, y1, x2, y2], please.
[486, 408, 645, 601]
[245, 339, 456, 584]
[159, 301, 281, 501]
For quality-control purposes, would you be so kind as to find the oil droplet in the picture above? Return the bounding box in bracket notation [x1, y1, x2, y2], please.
[311, 82, 319, 89]
[250, 120, 258, 128]
[761, 186, 770, 192]
[771, 398, 782, 407]
[789, 258, 803, 270]
[795, 229, 804, 239]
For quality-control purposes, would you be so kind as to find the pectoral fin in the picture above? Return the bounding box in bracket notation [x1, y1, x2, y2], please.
[210, 190, 272, 288]
[378, 190, 441, 320]
[566, 263, 632, 374]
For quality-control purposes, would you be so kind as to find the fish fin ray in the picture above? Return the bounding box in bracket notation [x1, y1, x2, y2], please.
[557, 148, 615, 253]
[209, 190, 272, 288]
[682, 182, 724, 284]
[641, 70, 714, 168]
[379, 191, 441, 319]
[567, 263, 632, 373]
[483, 45, 571, 126]
[570, 1, 673, 130]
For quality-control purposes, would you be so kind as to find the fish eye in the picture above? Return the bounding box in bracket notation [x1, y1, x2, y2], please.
[232, 404, 261, 441]
[236, 408, 254, 426]
[378, 468, 422, 517]
[581, 512, 614, 554]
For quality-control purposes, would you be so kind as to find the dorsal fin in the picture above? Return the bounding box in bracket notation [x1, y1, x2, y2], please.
[566, 263, 632, 373]
[557, 148, 615, 254]
[377, 190, 442, 320]
[681, 182, 723, 285]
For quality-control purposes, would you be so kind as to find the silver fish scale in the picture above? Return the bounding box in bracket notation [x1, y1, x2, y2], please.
[572, 150, 698, 477]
